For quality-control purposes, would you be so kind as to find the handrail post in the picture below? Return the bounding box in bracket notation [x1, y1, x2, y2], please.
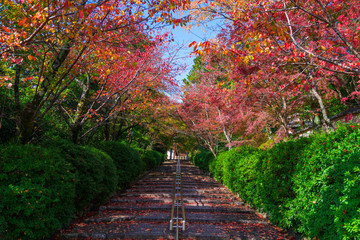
[169, 155, 186, 240]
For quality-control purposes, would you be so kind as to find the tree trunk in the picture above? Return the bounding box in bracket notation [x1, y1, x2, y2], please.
[310, 87, 333, 132]
[208, 144, 217, 158]
[114, 119, 124, 140]
[224, 129, 232, 150]
[103, 121, 111, 141]
[217, 107, 232, 150]
[71, 123, 82, 144]
[19, 42, 72, 144]
[14, 64, 21, 138]
[278, 96, 290, 137]
[127, 129, 133, 144]
[70, 73, 91, 144]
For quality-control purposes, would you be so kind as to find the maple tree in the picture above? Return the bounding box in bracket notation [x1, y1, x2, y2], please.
[183, 0, 360, 143]
[0, 0, 188, 143]
[180, 84, 222, 157]
[58, 28, 179, 144]
[179, 54, 258, 156]
[1, 0, 359, 147]
[189, 0, 360, 76]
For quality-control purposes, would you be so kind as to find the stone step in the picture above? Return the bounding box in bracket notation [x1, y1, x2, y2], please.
[59, 159, 288, 240]
[146, 170, 201, 175]
[61, 221, 284, 240]
[110, 198, 244, 205]
[135, 181, 223, 187]
[129, 185, 224, 189]
[61, 222, 229, 240]
[85, 210, 266, 224]
[100, 205, 250, 213]
[142, 177, 212, 180]
[125, 188, 229, 194]
[122, 193, 238, 200]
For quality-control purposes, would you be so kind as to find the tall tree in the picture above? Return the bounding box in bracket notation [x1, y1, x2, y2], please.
[185, 0, 359, 141]
[0, 0, 189, 143]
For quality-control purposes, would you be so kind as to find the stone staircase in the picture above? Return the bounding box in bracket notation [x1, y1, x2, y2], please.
[58, 159, 289, 239]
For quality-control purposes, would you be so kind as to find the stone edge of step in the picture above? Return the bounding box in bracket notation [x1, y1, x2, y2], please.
[61, 231, 265, 240]
[99, 205, 251, 213]
[84, 215, 269, 225]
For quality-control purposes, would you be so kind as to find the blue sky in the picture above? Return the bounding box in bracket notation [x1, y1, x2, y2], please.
[166, 20, 225, 84]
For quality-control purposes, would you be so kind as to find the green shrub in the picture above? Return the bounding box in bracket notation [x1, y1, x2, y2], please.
[83, 146, 118, 205]
[188, 149, 200, 161]
[193, 150, 214, 172]
[256, 137, 312, 224]
[230, 146, 263, 207]
[213, 149, 239, 185]
[96, 141, 141, 189]
[192, 123, 360, 240]
[134, 147, 147, 172]
[208, 146, 263, 207]
[40, 139, 118, 212]
[141, 150, 164, 170]
[209, 151, 224, 181]
[0, 145, 75, 240]
[287, 124, 360, 239]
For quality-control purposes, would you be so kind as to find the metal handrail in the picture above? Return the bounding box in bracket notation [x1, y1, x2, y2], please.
[169, 156, 186, 240]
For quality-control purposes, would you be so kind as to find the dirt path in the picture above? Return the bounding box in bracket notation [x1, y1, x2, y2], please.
[58, 159, 289, 239]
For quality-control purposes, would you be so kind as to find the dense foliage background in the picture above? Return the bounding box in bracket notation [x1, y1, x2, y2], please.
[0, 1, 181, 237]
[192, 123, 360, 239]
[1, 0, 360, 239]
[0, 139, 164, 240]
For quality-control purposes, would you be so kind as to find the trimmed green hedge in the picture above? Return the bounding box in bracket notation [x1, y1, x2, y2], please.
[141, 150, 164, 170]
[287, 124, 360, 239]
[192, 123, 360, 240]
[95, 141, 142, 189]
[0, 139, 149, 239]
[96, 142, 165, 189]
[85, 147, 118, 204]
[0, 145, 76, 240]
[257, 137, 312, 225]
[192, 150, 214, 172]
[40, 139, 118, 212]
[212, 146, 264, 207]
